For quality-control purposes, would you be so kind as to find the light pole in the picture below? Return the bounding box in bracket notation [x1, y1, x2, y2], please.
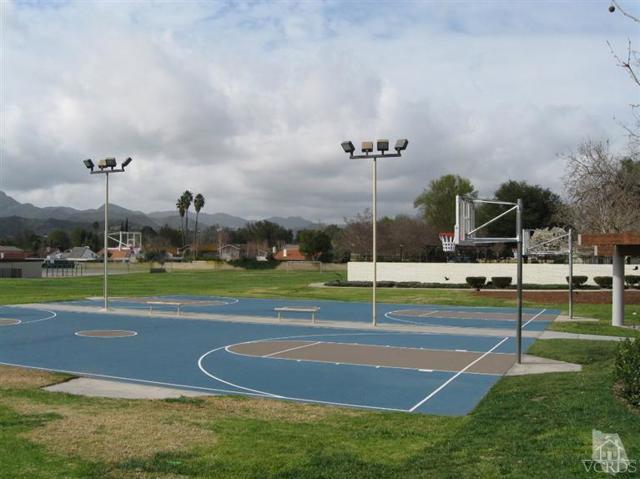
[341, 139, 409, 326]
[83, 157, 132, 310]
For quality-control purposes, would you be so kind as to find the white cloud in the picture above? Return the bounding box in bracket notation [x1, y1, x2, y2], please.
[1, 0, 637, 222]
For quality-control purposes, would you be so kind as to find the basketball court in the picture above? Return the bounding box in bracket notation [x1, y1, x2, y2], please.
[0, 297, 558, 415]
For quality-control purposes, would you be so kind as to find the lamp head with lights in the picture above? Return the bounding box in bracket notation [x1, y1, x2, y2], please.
[121, 157, 132, 169]
[98, 158, 117, 170]
[376, 139, 389, 153]
[341, 141, 355, 155]
[361, 141, 374, 154]
[394, 139, 409, 152]
[83, 159, 95, 171]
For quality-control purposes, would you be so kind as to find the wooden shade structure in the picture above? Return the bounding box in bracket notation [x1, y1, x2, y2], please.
[578, 232, 640, 326]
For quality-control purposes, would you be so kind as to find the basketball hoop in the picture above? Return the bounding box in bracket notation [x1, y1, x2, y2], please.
[439, 232, 455, 253]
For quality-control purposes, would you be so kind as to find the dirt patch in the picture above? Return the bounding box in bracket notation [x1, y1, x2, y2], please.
[0, 365, 70, 390]
[8, 400, 215, 463]
[476, 289, 640, 304]
[0, 383, 354, 463]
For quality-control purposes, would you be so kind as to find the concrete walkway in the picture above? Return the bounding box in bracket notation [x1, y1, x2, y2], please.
[539, 330, 631, 341]
[45, 377, 210, 399]
[506, 354, 582, 376]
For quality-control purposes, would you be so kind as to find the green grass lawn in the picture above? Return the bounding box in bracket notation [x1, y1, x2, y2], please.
[1, 269, 639, 478]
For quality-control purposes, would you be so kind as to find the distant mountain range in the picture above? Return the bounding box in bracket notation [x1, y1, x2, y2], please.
[0, 191, 319, 237]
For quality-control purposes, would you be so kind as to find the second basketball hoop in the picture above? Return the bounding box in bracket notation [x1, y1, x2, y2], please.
[439, 232, 456, 252]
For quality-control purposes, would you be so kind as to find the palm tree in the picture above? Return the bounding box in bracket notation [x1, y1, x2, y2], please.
[193, 193, 205, 259]
[181, 190, 194, 246]
[176, 197, 186, 246]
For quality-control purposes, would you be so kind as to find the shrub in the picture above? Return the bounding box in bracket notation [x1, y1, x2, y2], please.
[566, 275, 588, 288]
[625, 275, 640, 288]
[614, 338, 640, 408]
[396, 281, 423, 288]
[466, 276, 486, 291]
[376, 281, 396, 288]
[491, 277, 512, 289]
[144, 250, 167, 264]
[593, 276, 613, 289]
[228, 258, 278, 270]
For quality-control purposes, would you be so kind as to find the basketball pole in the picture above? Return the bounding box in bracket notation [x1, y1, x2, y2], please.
[104, 172, 109, 311]
[568, 228, 574, 319]
[516, 199, 523, 364]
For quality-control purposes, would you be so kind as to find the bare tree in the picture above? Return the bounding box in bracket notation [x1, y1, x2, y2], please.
[563, 140, 640, 233]
[608, 1, 640, 148]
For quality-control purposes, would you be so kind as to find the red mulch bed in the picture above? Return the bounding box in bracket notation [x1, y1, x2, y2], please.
[475, 289, 640, 304]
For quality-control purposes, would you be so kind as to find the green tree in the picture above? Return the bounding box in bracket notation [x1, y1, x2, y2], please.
[158, 225, 182, 248]
[181, 190, 194, 243]
[414, 175, 477, 230]
[298, 229, 332, 261]
[479, 180, 563, 238]
[47, 229, 71, 251]
[176, 197, 186, 246]
[235, 221, 292, 246]
[193, 193, 205, 258]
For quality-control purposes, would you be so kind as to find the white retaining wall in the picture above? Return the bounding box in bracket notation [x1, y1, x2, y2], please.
[347, 261, 639, 286]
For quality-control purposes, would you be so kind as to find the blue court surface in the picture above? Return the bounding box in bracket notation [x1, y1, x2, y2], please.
[0, 297, 559, 415]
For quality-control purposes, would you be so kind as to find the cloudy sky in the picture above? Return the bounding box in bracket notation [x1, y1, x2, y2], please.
[1, 0, 637, 223]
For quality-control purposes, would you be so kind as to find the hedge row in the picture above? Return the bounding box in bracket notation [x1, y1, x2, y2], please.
[574, 275, 640, 289]
[326, 275, 640, 290]
[324, 279, 601, 290]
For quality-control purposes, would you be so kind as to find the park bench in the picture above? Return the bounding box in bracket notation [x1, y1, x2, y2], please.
[274, 306, 320, 323]
[147, 301, 183, 316]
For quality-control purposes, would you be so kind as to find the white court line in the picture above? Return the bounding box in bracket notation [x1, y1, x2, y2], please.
[419, 311, 439, 317]
[408, 336, 510, 412]
[263, 341, 321, 358]
[2, 307, 57, 324]
[522, 308, 547, 329]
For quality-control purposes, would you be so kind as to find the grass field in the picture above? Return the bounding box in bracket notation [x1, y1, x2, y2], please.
[1, 270, 639, 478]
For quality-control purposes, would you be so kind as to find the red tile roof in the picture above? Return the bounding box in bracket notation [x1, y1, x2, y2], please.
[273, 245, 306, 261]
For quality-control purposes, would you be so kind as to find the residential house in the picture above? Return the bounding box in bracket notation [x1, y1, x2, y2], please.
[273, 245, 306, 261]
[60, 246, 97, 262]
[218, 244, 245, 261]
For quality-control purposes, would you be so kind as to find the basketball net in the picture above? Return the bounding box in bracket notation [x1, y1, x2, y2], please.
[439, 232, 455, 253]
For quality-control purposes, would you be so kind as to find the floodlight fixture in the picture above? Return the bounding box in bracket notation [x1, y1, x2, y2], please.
[98, 158, 117, 169]
[83, 159, 95, 170]
[121, 157, 132, 168]
[376, 139, 389, 153]
[361, 141, 374, 154]
[394, 139, 409, 152]
[341, 141, 355, 154]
